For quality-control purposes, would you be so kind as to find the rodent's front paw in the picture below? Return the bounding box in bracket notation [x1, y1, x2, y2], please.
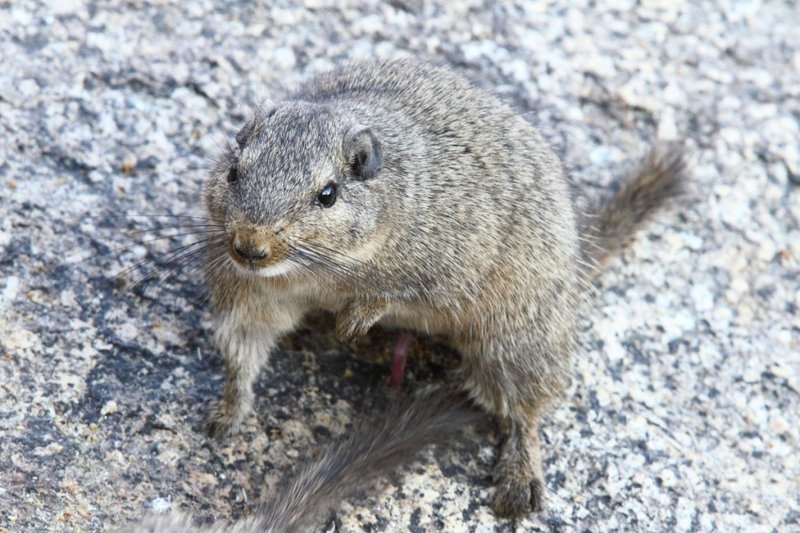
[205, 399, 245, 440]
[335, 314, 371, 342]
[335, 299, 386, 342]
[492, 473, 546, 518]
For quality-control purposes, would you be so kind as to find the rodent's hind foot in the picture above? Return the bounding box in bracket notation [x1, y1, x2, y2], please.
[492, 473, 546, 518]
[205, 398, 247, 440]
[490, 412, 547, 518]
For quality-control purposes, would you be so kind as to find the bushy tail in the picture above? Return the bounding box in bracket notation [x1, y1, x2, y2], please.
[123, 389, 477, 533]
[580, 146, 688, 279]
[255, 388, 478, 533]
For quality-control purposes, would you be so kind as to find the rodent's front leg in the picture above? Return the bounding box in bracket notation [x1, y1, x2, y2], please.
[335, 298, 388, 342]
[206, 304, 305, 439]
[205, 321, 276, 439]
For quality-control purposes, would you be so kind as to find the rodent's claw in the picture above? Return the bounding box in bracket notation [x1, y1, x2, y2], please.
[492, 475, 546, 518]
[205, 418, 234, 440]
[205, 421, 226, 440]
[205, 399, 244, 440]
[528, 477, 546, 513]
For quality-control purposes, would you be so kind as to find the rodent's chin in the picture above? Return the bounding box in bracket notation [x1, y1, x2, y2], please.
[231, 260, 295, 278]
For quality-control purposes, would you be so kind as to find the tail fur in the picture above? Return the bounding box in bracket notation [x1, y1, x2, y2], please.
[580, 146, 688, 278]
[257, 388, 478, 532]
[122, 389, 478, 532]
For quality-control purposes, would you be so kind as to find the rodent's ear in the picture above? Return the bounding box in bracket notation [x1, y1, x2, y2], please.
[236, 103, 276, 148]
[235, 119, 256, 149]
[345, 125, 382, 180]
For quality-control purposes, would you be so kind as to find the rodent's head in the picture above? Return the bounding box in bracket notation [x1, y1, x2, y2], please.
[205, 101, 386, 279]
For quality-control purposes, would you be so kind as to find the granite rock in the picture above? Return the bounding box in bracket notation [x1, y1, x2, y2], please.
[1, 0, 798, 531]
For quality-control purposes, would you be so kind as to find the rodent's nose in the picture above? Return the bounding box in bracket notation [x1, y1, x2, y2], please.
[230, 228, 271, 265]
[232, 243, 269, 262]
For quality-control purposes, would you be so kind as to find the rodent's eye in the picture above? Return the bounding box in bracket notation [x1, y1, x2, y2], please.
[227, 167, 238, 184]
[317, 182, 337, 208]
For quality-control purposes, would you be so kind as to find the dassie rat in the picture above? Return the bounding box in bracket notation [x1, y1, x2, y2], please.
[202, 58, 685, 518]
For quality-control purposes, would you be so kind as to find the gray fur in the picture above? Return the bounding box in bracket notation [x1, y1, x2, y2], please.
[257, 388, 478, 532]
[121, 389, 479, 532]
[201, 58, 687, 518]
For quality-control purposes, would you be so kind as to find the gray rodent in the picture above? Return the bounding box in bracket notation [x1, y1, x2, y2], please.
[121, 389, 480, 532]
[199, 58, 686, 519]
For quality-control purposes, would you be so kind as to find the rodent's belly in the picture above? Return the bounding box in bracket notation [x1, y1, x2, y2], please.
[379, 304, 453, 336]
[278, 283, 454, 335]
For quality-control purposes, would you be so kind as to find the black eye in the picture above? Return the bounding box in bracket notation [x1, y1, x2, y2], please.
[317, 182, 337, 208]
[227, 167, 238, 183]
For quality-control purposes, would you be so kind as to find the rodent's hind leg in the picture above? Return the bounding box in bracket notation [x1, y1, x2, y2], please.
[335, 297, 388, 342]
[492, 413, 546, 517]
[458, 333, 564, 518]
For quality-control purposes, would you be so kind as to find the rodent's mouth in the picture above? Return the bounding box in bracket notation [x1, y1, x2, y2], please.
[228, 251, 267, 269]
[227, 246, 294, 278]
[225, 225, 295, 278]
[229, 256, 295, 278]
[227, 240, 271, 269]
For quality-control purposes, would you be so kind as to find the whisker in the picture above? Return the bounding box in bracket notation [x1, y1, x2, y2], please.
[122, 223, 224, 234]
[153, 241, 224, 283]
[121, 213, 216, 222]
[148, 238, 224, 279]
[286, 237, 443, 303]
[137, 242, 224, 302]
[195, 251, 233, 307]
[103, 227, 224, 248]
[285, 254, 319, 279]
[114, 236, 223, 292]
[122, 239, 224, 302]
[299, 240, 375, 269]
[84, 213, 215, 223]
[68, 224, 223, 270]
[285, 240, 386, 292]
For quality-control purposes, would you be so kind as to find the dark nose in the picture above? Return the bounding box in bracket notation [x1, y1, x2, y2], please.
[232, 243, 268, 262]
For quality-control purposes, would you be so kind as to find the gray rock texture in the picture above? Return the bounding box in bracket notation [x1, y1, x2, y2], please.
[1, 0, 798, 531]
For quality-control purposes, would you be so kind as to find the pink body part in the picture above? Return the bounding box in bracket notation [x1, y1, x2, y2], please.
[390, 332, 414, 387]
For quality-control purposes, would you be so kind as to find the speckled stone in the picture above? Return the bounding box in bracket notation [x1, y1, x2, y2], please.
[1, 1, 798, 532]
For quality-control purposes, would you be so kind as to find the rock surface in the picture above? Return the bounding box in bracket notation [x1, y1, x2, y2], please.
[1, 1, 798, 531]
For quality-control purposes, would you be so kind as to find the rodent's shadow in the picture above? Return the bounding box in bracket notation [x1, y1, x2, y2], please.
[77, 289, 492, 528]
[259, 310, 463, 416]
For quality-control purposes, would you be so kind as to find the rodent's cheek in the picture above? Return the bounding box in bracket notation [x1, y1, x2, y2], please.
[205, 202, 226, 225]
[284, 216, 346, 251]
[265, 224, 306, 261]
[202, 186, 228, 223]
[345, 185, 385, 233]
[267, 238, 292, 264]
